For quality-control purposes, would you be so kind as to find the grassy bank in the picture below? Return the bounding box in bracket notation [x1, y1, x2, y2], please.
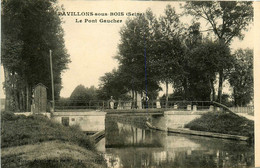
[184, 112, 254, 142]
[1, 112, 106, 167]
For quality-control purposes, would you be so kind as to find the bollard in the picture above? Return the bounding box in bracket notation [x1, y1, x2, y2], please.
[156, 100, 161, 108]
[209, 105, 214, 111]
[193, 105, 197, 112]
[187, 105, 191, 111]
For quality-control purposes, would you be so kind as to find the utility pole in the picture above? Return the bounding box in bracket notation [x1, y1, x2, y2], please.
[50, 50, 55, 112]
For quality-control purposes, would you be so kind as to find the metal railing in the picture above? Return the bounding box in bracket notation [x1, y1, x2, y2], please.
[54, 99, 254, 115]
[55, 99, 213, 111]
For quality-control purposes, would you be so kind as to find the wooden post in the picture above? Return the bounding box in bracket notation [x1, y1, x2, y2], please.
[50, 50, 55, 112]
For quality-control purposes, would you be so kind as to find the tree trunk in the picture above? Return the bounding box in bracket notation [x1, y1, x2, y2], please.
[26, 84, 32, 112]
[183, 77, 189, 100]
[21, 88, 25, 111]
[233, 88, 237, 106]
[3, 66, 11, 112]
[131, 90, 134, 109]
[19, 90, 23, 111]
[209, 78, 215, 101]
[20, 87, 27, 111]
[165, 81, 168, 108]
[13, 83, 19, 112]
[26, 85, 30, 111]
[217, 71, 224, 103]
[135, 90, 138, 109]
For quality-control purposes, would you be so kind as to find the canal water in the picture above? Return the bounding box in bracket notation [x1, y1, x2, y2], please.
[96, 115, 254, 168]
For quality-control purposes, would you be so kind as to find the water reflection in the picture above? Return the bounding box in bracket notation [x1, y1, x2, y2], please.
[96, 115, 254, 168]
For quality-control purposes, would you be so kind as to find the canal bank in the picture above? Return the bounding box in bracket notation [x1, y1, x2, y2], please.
[146, 111, 254, 142]
[1, 112, 106, 168]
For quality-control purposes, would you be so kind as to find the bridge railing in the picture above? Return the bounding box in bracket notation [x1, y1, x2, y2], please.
[55, 99, 254, 115]
[55, 99, 213, 111]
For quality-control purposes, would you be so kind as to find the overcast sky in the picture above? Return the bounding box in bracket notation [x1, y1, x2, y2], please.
[0, 1, 255, 98]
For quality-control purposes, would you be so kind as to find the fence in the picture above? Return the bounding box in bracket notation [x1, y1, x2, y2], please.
[229, 106, 254, 115]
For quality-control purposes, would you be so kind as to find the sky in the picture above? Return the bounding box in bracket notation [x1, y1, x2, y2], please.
[57, 1, 254, 98]
[58, 1, 185, 98]
[0, 1, 255, 98]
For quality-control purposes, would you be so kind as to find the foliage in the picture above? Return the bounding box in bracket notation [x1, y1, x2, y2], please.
[97, 68, 130, 100]
[70, 85, 97, 100]
[152, 5, 185, 104]
[171, 22, 203, 100]
[221, 94, 234, 107]
[1, 0, 70, 111]
[186, 40, 233, 100]
[183, 1, 253, 44]
[98, 3, 253, 104]
[69, 85, 98, 106]
[183, 1, 253, 102]
[229, 49, 253, 106]
[113, 10, 161, 102]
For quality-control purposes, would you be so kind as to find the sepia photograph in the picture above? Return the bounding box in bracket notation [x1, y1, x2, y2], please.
[1, 0, 259, 167]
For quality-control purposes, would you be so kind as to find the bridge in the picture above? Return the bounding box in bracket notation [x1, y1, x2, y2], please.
[51, 100, 229, 134]
[14, 99, 252, 141]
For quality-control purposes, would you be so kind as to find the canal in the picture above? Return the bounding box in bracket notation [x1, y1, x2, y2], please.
[95, 115, 254, 168]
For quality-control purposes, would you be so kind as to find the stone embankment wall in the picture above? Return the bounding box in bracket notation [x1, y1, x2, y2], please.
[52, 111, 106, 132]
[165, 112, 202, 129]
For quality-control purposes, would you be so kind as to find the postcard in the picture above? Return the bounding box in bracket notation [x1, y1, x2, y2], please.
[1, 0, 259, 167]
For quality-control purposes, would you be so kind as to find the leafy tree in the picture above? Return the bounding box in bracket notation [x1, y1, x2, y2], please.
[183, 22, 203, 50]
[152, 5, 185, 105]
[183, 1, 253, 44]
[69, 85, 98, 106]
[70, 85, 97, 100]
[97, 68, 130, 100]
[1, 0, 70, 112]
[186, 40, 233, 101]
[172, 22, 203, 100]
[183, 1, 253, 102]
[116, 10, 160, 106]
[87, 86, 98, 100]
[229, 49, 253, 106]
[221, 94, 234, 107]
[70, 85, 90, 105]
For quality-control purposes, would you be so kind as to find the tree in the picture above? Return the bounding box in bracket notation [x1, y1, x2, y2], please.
[152, 5, 185, 105]
[1, 0, 70, 112]
[97, 68, 130, 100]
[229, 49, 253, 106]
[70, 85, 90, 104]
[186, 40, 233, 101]
[70, 85, 98, 106]
[183, 1, 253, 102]
[116, 10, 160, 106]
[171, 22, 203, 100]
